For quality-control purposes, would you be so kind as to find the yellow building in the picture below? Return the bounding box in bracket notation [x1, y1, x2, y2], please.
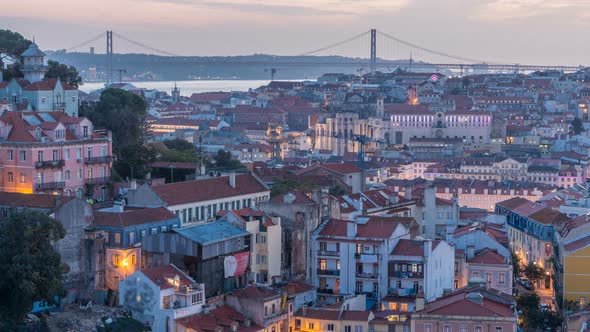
[555, 218, 590, 307]
[292, 307, 374, 332]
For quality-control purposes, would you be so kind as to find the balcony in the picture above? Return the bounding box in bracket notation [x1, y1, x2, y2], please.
[85, 156, 113, 164]
[317, 269, 340, 276]
[388, 288, 417, 297]
[53, 102, 66, 110]
[87, 177, 110, 185]
[391, 271, 423, 278]
[36, 182, 65, 191]
[35, 160, 65, 169]
[356, 272, 378, 279]
[317, 250, 340, 257]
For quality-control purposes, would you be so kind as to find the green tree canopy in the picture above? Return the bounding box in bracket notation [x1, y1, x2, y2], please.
[572, 117, 584, 135]
[524, 262, 545, 283]
[45, 60, 82, 88]
[163, 139, 194, 151]
[0, 210, 66, 329]
[0, 29, 31, 65]
[213, 149, 244, 171]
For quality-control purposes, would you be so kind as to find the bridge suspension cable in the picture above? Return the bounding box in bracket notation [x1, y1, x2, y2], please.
[111, 32, 180, 56]
[298, 31, 371, 57]
[65, 32, 104, 52]
[376, 30, 505, 65]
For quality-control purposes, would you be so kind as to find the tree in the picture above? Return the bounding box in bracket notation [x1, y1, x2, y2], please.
[572, 117, 584, 135]
[45, 60, 82, 88]
[511, 251, 523, 277]
[0, 210, 66, 329]
[163, 139, 194, 151]
[0, 29, 31, 69]
[115, 144, 156, 180]
[212, 149, 243, 171]
[524, 262, 545, 284]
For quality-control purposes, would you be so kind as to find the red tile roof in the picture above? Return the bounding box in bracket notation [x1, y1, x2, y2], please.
[94, 207, 176, 228]
[0, 192, 73, 209]
[176, 305, 263, 332]
[231, 284, 281, 300]
[467, 248, 507, 265]
[141, 264, 194, 290]
[391, 239, 441, 256]
[318, 218, 402, 239]
[269, 190, 317, 204]
[22, 78, 76, 91]
[294, 308, 340, 320]
[564, 235, 590, 253]
[151, 173, 268, 206]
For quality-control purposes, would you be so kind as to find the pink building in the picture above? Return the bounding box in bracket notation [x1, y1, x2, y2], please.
[411, 285, 517, 332]
[0, 111, 112, 199]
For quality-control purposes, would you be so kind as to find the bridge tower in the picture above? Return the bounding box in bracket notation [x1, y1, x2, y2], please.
[370, 29, 377, 73]
[106, 31, 113, 85]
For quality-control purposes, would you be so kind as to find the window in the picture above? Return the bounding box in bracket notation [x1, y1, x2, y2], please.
[83, 126, 89, 138]
[272, 303, 276, 314]
[20, 150, 26, 161]
[264, 306, 268, 316]
[64, 149, 70, 160]
[37, 151, 43, 162]
[460, 325, 468, 332]
[129, 232, 135, 244]
[355, 326, 363, 332]
[141, 229, 147, 238]
[499, 273, 505, 284]
[87, 147, 92, 159]
[388, 302, 398, 310]
[76, 148, 82, 159]
[7, 172, 13, 183]
[77, 169, 82, 179]
[327, 324, 334, 331]
[444, 325, 452, 332]
[308, 323, 314, 330]
[41, 97, 46, 103]
[112, 254, 120, 266]
[65, 170, 70, 180]
[320, 259, 326, 270]
[356, 282, 363, 293]
[295, 320, 301, 329]
[191, 292, 203, 304]
[151, 228, 157, 235]
[52, 149, 59, 161]
[401, 303, 408, 312]
[131, 254, 136, 265]
[345, 326, 352, 332]
[486, 272, 492, 283]
[424, 323, 433, 332]
[114, 233, 121, 245]
[580, 297, 587, 306]
[7, 150, 13, 160]
[474, 326, 483, 332]
[87, 168, 93, 179]
[19, 173, 25, 183]
[495, 328, 503, 332]
[101, 145, 107, 157]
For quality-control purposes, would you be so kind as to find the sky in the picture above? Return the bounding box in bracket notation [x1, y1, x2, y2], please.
[2, 0, 590, 65]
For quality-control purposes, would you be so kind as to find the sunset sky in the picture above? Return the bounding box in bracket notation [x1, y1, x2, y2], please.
[2, 0, 590, 65]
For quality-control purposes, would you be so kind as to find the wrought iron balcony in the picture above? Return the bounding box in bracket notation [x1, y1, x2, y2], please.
[317, 269, 340, 276]
[317, 250, 340, 257]
[85, 156, 113, 164]
[391, 271, 424, 278]
[53, 102, 66, 109]
[36, 182, 65, 191]
[35, 160, 65, 168]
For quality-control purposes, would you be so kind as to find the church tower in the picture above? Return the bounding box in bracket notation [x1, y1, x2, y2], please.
[171, 82, 180, 102]
[20, 42, 48, 83]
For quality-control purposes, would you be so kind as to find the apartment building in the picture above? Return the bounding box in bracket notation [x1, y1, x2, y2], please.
[311, 218, 410, 307]
[0, 111, 112, 199]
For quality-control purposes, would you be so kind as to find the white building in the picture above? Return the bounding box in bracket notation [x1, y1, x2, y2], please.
[119, 264, 205, 332]
[311, 218, 411, 307]
[126, 173, 271, 225]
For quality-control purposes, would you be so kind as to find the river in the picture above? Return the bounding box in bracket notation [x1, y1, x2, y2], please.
[79, 79, 309, 96]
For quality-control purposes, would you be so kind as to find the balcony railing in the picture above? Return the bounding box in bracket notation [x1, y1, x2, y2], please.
[35, 160, 65, 168]
[317, 250, 340, 257]
[356, 272, 378, 279]
[317, 269, 340, 276]
[85, 156, 113, 164]
[388, 288, 417, 297]
[391, 271, 423, 278]
[53, 102, 66, 109]
[36, 182, 65, 191]
[87, 177, 110, 185]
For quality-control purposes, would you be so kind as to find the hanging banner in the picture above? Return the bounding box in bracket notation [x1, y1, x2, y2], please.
[224, 251, 250, 278]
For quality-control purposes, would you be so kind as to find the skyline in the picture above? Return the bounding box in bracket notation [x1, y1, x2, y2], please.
[3, 0, 590, 65]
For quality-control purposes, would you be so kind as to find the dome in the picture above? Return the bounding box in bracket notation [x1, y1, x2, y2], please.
[21, 42, 46, 57]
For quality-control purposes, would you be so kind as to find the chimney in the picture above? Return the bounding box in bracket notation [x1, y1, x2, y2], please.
[424, 240, 432, 259]
[346, 220, 357, 237]
[415, 293, 425, 311]
[467, 245, 475, 260]
[404, 186, 413, 200]
[229, 172, 236, 188]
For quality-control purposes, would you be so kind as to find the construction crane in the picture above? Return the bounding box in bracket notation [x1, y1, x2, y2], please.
[264, 68, 279, 80]
[115, 69, 127, 83]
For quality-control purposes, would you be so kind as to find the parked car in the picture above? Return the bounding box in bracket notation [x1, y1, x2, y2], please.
[523, 280, 535, 290]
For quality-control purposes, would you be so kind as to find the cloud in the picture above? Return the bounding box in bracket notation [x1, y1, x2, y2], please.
[473, 0, 590, 21]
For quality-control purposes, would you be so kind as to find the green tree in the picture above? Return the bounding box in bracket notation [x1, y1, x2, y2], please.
[572, 116, 584, 135]
[81, 89, 152, 179]
[45, 60, 83, 88]
[0, 210, 66, 329]
[163, 139, 194, 151]
[0, 30, 31, 69]
[213, 149, 243, 171]
[524, 262, 545, 284]
[511, 251, 523, 277]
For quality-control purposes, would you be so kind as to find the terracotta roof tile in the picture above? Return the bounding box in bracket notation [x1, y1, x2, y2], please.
[231, 284, 281, 300]
[141, 264, 194, 290]
[467, 248, 507, 265]
[94, 207, 176, 228]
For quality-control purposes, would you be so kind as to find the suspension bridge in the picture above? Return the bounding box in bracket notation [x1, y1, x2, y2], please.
[64, 29, 587, 84]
